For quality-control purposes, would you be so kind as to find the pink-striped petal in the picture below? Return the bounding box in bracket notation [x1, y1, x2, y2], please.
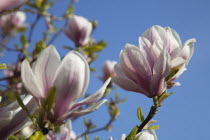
[53, 51, 89, 119]
[151, 48, 171, 96]
[112, 64, 150, 97]
[120, 44, 152, 92]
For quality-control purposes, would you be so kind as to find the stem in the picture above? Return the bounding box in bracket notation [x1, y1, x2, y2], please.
[136, 105, 158, 134]
[47, 25, 64, 46]
[28, 15, 41, 43]
[76, 119, 113, 139]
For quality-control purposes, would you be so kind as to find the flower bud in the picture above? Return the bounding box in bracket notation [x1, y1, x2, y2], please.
[64, 15, 92, 47]
[101, 60, 117, 82]
[11, 11, 26, 27]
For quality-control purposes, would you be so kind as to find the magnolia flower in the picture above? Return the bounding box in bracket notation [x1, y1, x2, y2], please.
[0, 95, 37, 140]
[64, 15, 92, 46]
[21, 45, 111, 123]
[0, 0, 27, 12]
[100, 60, 117, 83]
[113, 25, 195, 97]
[47, 120, 79, 140]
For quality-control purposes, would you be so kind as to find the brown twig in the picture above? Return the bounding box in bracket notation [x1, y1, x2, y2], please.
[28, 15, 41, 43]
[136, 105, 158, 134]
[76, 119, 113, 140]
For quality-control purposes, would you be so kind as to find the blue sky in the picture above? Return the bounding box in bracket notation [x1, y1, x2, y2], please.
[1, 0, 210, 139]
[71, 0, 210, 139]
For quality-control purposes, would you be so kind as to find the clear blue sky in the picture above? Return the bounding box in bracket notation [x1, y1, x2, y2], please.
[2, 0, 210, 139]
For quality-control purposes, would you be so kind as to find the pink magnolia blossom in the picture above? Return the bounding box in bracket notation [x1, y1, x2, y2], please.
[0, 95, 37, 140]
[113, 25, 195, 97]
[64, 15, 92, 46]
[21, 45, 111, 123]
[100, 60, 117, 83]
[0, 0, 27, 12]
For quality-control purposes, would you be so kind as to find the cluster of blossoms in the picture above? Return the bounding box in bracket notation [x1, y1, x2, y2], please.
[0, 11, 26, 35]
[0, 1, 196, 139]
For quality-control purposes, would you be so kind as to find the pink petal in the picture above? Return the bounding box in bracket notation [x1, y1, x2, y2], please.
[138, 37, 155, 68]
[141, 25, 168, 44]
[151, 48, 171, 96]
[53, 51, 89, 120]
[112, 64, 150, 97]
[120, 44, 152, 92]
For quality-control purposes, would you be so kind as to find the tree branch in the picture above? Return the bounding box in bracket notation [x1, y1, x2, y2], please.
[136, 105, 158, 134]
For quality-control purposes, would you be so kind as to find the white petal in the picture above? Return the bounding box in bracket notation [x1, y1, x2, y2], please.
[121, 134, 126, 140]
[164, 27, 182, 46]
[171, 64, 186, 80]
[21, 59, 43, 98]
[33, 45, 61, 96]
[180, 38, 196, 64]
[136, 130, 158, 140]
[171, 57, 185, 68]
